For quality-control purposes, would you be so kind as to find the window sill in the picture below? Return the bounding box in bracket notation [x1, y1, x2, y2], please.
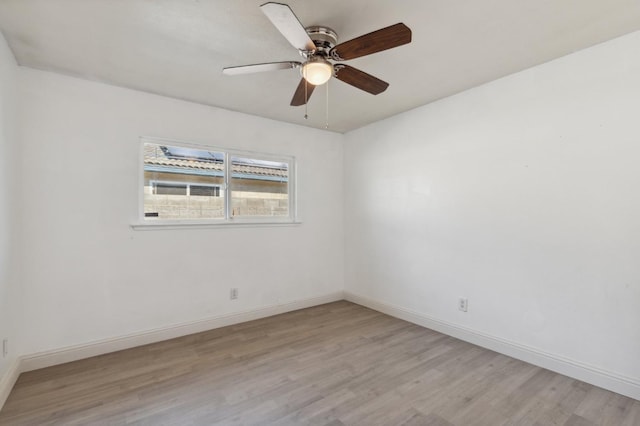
[130, 219, 302, 231]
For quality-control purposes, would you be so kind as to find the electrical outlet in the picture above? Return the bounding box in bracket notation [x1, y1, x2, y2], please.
[458, 298, 468, 312]
[2, 338, 7, 357]
[230, 288, 238, 300]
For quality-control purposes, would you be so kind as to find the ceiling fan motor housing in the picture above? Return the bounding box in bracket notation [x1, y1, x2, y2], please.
[304, 26, 338, 56]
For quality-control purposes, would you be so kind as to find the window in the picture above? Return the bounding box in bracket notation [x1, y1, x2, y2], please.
[153, 182, 187, 196]
[190, 185, 221, 197]
[141, 139, 295, 224]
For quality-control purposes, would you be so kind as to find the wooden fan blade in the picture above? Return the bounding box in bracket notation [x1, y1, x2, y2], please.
[223, 61, 300, 75]
[333, 64, 389, 95]
[329, 23, 411, 61]
[290, 78, 315, 106]
[261, 2, 316, 52]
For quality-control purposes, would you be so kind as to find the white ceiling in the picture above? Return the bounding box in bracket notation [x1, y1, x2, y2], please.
[1, 0, 640, 133]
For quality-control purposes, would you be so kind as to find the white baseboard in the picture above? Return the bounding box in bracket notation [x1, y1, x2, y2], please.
[345, 291, 640, 401]
[0, 292, 342, 412]
[19, 292, 344, 373]
[0, 358, 21, 411]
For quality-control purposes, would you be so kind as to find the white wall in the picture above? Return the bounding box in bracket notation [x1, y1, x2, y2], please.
[17, 68, 344, 356]
[344, 31, 640, 397]
[0, 31, 20, 391]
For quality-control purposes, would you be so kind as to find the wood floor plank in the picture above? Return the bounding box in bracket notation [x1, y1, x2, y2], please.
[0, 301, 636, 425]
[621, 400, 640, 426]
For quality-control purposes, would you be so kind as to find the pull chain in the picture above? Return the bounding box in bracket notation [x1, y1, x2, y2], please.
[325, 79, 329, 129]
[304, 78, 308, 120]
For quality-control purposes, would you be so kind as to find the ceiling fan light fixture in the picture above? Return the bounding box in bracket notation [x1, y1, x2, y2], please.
[301, 58, 333, 86]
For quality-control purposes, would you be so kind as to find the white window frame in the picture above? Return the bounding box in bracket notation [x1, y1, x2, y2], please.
[134, 136, 298, 229]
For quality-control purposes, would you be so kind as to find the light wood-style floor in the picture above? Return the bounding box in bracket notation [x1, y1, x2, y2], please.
[1, 301, 638, 425]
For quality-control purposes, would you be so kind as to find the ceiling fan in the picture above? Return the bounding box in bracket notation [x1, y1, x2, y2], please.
[223, 2, 412, 106]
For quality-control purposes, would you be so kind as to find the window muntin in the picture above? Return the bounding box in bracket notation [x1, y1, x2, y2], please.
[142, 140, 295, 224]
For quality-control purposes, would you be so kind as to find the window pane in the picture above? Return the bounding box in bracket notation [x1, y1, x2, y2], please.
[230, 156, 289, 217]
[144, 143, 225, 220]
[154, 183, 187, 195]
[190, 185, 220, 197]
